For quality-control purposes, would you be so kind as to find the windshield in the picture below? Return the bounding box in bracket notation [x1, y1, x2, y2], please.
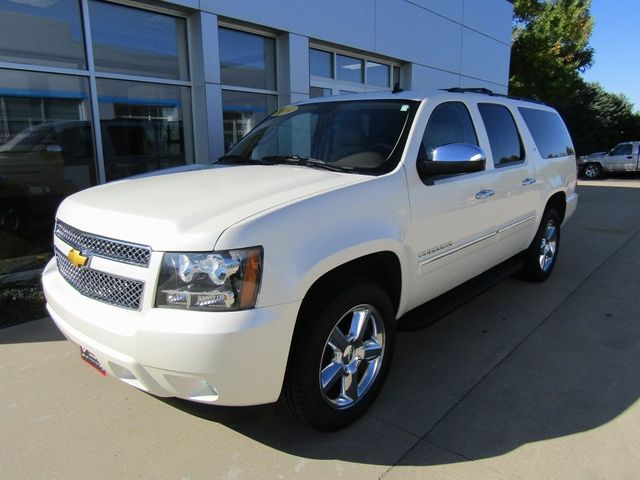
[221, 99, 418, 174]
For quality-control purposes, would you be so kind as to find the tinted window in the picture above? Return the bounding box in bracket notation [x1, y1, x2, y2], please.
[479, 103, 523, 166]
[310, 49, 332, 78]
[420, 102, 477, 161]
[89, 0, 189, 80]
[518, 107, 575, 159]
[219, 28, 276, 90]
[610, 144, 632, 156]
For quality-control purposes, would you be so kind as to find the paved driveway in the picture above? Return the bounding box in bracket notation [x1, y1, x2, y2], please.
[2, 181, 640, 479]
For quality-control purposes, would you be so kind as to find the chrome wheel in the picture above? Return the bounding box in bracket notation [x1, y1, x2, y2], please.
[583, 164, 602, 179]
[319, 304, 385, 409]
[539, 219, 558, 272]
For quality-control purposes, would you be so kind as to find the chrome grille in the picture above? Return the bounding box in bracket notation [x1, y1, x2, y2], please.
[55, 220, 151, 267]
[55, 248, 144, 310]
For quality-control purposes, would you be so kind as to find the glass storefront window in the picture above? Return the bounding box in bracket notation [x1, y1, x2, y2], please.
[0, 0, 86, 69]
[219, 28, 276, 90]
[222, 90, 277, 150]
[96, 78, 193, 181]
[310, 49, 332, 78]
[89, 0, 189, 81]
[366, 61, 390, 88]
[0, 69, 96, 269]
[336, 54, 364, 84]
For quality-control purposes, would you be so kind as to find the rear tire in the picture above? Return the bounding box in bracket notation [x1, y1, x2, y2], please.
[522, 208, 561, 282]
[283, 279, 395, 431]
[582, 163, 603, 179]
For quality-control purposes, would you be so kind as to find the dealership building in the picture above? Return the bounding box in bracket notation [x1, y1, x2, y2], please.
[0, 0, 513, 275]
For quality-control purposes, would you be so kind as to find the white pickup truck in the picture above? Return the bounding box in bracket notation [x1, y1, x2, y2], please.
[43, 88, 578, 430]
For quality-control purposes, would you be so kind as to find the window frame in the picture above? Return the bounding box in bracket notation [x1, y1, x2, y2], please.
[309, 44, 401, 97]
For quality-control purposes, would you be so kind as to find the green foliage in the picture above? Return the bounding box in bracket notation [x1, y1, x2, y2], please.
[510, 0, 594, 106]
[510, 0, 640, 154]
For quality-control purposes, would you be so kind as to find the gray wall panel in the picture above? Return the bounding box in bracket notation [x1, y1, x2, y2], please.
[463, 0, 513, 45]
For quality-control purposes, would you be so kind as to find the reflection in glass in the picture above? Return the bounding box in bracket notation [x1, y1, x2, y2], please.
[0, 69, 96, 263]
[219, 28, 276, 90]
[336, 55, 363, 84]
[310, 87, 331, 98]
[366, 61, 390, 88]
[393, 66, 400, 87]
[89, 0, 189, 80]
[0, 0, 85, 69]
[310, 49, 333, 78]
[222, 90, 277, 150]
[96, 79, 193, 181]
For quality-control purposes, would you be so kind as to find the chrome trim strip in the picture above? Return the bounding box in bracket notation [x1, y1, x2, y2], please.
[419, 231, 497, 267]
[419, 215, 536, 267]
[497, 215, 536, 234]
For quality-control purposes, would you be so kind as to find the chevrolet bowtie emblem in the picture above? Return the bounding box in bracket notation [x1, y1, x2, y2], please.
[67, 249, 89, 268]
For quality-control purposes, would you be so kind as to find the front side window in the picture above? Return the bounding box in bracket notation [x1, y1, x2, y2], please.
[479, 103, 524, 166]
[518, 107, 574, 159]
[222, 100, 418, 175]
[610, 144, 632, 156]
[420, 102, 478, 161]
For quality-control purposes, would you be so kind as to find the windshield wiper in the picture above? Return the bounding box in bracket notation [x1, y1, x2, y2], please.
[260, 155, 351, 173]
[216, 155, 271, 166]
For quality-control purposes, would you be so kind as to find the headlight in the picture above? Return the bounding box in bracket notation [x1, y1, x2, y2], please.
[155, 247, 262, 311]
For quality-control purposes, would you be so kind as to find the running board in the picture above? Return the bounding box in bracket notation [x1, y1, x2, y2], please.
[397, 254, 525, 331]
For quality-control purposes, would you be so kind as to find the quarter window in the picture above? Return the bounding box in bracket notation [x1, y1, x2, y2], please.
[518, 107, 574, 159]
[478, 103, 524, 166]
[420, 102, 478, 161]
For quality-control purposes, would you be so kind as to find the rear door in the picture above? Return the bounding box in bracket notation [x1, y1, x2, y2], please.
[606, 143, 633, 172]
[475, 102, 538, 256]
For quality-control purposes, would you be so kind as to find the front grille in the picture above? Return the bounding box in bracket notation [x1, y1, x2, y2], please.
[55, 248, 144, 310]
[55, 220, 151, 267]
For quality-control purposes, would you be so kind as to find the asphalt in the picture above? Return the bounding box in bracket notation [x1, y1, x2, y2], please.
[1, 179, 639, 480]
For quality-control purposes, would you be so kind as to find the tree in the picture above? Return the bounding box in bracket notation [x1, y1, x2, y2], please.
[510, 0, 594, 107]
[510, 0, 640, 154]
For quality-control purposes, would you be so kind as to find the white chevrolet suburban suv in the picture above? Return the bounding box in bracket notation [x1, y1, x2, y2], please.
[43, 88, 578, 430]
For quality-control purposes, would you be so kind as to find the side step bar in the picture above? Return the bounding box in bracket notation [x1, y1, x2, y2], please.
[397, 254, 525, 331]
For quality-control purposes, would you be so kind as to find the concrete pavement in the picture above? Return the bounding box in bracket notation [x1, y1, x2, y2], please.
[1, 181, 639, 479]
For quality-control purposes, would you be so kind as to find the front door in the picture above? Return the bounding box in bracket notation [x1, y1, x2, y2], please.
[404, 100, 500, 311]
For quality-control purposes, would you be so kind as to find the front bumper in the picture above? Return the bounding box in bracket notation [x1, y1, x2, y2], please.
[43, 258, 300, 406]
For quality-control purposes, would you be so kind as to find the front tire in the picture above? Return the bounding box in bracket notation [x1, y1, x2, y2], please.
[283, 280, 395, 431]
[522, 208, 561, 282]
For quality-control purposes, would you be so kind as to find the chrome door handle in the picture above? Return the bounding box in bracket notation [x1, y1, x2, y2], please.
[475, 189, 496, 200]
[522, 177, 537, 186]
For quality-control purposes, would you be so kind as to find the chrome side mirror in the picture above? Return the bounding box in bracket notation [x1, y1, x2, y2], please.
[417, 143, 486, 183]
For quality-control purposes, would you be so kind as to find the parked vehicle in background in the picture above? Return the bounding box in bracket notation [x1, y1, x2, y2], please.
[577, 141, 640, 179]
[43, 88, 578, 431]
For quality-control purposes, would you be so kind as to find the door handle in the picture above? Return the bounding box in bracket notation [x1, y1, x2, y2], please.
[522, 177, 536, 186]
[475, 189, 495, 200]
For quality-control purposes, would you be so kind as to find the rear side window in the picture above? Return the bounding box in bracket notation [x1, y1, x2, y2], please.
[518, 107, 575, 159]
[478, 103, 524, 166]
[420, 102, 477, 161]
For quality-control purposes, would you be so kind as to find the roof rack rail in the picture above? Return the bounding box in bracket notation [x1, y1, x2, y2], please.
[441, 87, 546, 106]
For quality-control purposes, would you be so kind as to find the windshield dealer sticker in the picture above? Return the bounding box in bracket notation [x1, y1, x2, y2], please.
[400, 104, 409, 111]
[272, 105, 299, 116]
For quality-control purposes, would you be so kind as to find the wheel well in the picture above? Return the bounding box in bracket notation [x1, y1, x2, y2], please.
[546, 191, 567, 223]
[298, 251, 402, 319]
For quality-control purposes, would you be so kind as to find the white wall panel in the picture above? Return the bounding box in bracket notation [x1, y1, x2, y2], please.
[375, 0, 463, 74]
[460, 28, 510, 86]
[463, 0, 513, 45]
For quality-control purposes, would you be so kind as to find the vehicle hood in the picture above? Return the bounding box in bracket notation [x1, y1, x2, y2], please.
[56, 164, 367, 251]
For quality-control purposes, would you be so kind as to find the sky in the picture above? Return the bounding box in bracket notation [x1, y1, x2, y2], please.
[581, 0, 640, 112]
